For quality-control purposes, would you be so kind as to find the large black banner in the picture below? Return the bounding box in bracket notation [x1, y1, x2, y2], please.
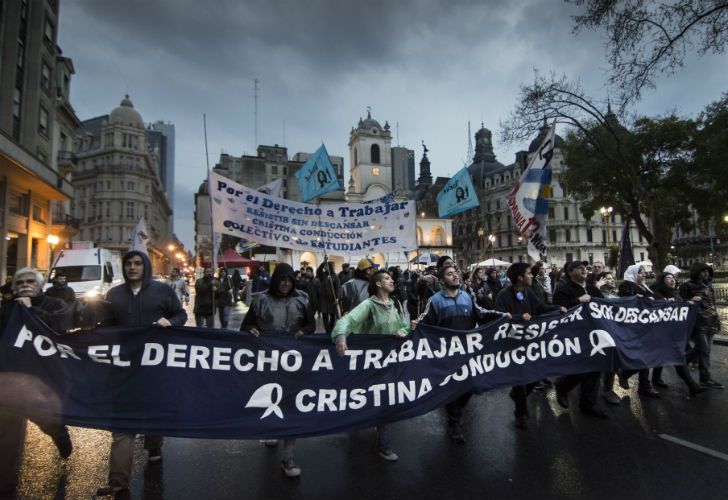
[0, 298, 694, 439]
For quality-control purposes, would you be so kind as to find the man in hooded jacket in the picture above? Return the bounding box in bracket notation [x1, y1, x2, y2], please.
[679, 263, 723, 389]
[96, 251, 187, 497]
[240, 263, 315, 478]
[44, 271, 76, 303]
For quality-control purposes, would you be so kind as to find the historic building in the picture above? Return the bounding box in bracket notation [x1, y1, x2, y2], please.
[72, 96, 175, 273]
[0, 0, 80, 281]
[346, 111, 394, 202]
[453, 122, 650, 270]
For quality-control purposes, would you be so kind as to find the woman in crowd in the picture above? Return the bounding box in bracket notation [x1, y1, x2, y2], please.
[596, 271, 619, 298]
[617, 265, 660, 397]
[651, 271, 706, 396]
[331, 270, 408, 462]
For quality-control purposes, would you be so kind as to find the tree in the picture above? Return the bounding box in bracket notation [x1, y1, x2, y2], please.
[501, 72, 705, 270]
[569, 0, 728, 106]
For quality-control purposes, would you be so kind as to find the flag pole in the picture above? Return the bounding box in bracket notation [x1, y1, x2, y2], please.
[203, 113, 218, 321]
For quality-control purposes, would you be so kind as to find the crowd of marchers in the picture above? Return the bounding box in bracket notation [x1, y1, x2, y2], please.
[0, 251, 723, 497]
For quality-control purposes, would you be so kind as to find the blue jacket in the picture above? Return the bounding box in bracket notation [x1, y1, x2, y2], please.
[417, 289, 505, 330]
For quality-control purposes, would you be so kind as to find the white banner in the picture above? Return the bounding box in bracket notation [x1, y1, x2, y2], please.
[209, 171, 417, 253]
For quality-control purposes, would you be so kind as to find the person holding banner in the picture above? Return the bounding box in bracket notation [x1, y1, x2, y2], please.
[96, 251, 187, 497]
[552, 261, 608, 419]
[650, 271, 706, 397]
[495, 263, 566, 429]
[194, 268, 219, 328]
[332, 270, 409, 462]
[240, 263, 316, 478]
[0, 268, 74, 499]
[414, 265, 508, 442]
[315, 261, 341, 335]
[617, 265, 660, 398]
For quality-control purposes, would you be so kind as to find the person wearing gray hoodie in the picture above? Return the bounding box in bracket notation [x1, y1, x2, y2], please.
[96, 251, 187, 497]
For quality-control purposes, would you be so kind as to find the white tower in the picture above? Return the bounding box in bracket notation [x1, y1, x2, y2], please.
[346, 110, 393, 202]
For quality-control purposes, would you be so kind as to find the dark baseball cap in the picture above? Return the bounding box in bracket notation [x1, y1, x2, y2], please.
[564, 260, 589, 273]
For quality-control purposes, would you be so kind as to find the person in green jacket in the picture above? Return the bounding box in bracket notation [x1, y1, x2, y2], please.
[331, 269, 408, 462]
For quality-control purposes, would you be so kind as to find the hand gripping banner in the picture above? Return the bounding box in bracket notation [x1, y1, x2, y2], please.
[0, 298, 694, 439]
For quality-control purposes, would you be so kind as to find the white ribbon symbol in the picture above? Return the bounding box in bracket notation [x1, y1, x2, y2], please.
[589, 329, 616, 356]
[245, 383, 284, 419]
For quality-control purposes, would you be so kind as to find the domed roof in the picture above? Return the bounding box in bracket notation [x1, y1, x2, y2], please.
[356, 111, 384, 132]
[109, 95, 144, 129]
[528, 121, 564, 153]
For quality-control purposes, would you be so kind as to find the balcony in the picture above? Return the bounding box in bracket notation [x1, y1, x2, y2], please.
[51, 212, 81, 240]
[57, 150, 77, 175]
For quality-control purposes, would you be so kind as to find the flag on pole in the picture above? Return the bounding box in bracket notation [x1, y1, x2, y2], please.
[293, 144, 342, 202]
[129, 217, 150, 254]
[507, 120, 556, 262]
[617, 218, 636, 279]
[257, 178, 283, 198]
[436, 167, 479, 217]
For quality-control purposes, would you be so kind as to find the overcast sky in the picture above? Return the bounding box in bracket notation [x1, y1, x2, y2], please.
[58, 0, 728, 249]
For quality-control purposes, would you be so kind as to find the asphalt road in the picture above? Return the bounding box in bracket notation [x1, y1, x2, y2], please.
[12, 297, 728, 500]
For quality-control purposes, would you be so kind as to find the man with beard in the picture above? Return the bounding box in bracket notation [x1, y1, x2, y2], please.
[96, 251, 187, 497]
[241, 263, 316, 478]
[414, 265, 508, 442]
[44, 271, 76, 303]
[495, 263, 566, 428]
[0, 268, 74, 499]
[552, 261, 608, 419]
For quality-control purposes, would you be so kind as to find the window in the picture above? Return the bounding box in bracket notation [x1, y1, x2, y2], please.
[8, 192, 28, 216]
[370, 144, 380, 164]
[565, 229, 572, 242]
[612, 229, 618, 242]
[566, 252, 574, 262]
[38, 106, 49, 136]
[549, 229, 557, 242]
[587, 228, 593, 242]
[145, 184, 149, 193]
[563, 207, 569, 220]
[372, 167, 380, 176]
[272, 166, 278, 175]
[640, 252, 645, 261]
[126, 202, 134, 219]
[40, 61, 51, 91]
[602, 230, 607, 243]
[127, 182, 135, 191]
[354, 148, 358, 165]
[105, 202, 110, 218]
[43, 17, 55, 48]
[548, 207, 555, 219]
[106, 181, 111, 190]
[12, 88, 22, 139]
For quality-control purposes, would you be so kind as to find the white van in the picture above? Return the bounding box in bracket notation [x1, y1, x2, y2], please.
[48, 247, 123, 298]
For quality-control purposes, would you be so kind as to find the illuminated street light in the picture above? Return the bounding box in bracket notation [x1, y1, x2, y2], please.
[46, 234, 59, 246]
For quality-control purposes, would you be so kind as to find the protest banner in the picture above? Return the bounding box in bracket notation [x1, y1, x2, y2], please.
[209, 171, 417, 253]
[0, 297, 694, 439]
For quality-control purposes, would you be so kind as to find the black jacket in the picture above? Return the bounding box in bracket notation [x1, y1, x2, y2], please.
[552, 278, 603, 309]
[618, 280, 655, 298]
[495, 286, 560, 321]
[45, 283, 76, 303]
[679, 262, 720, 332]
[105, 251, 187, 327]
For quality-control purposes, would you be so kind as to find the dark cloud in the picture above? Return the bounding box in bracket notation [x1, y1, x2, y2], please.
[58, 0, 727, 249]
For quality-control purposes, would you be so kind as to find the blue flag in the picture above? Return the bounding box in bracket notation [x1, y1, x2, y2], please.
[293, 144, 343, 202]
[436, 167, 479, 217]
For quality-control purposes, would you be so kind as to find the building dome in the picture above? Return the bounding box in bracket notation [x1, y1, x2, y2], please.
[528, 121, 564, 153]
[356, 110, 383, 132]
[109, 95, 145, 129]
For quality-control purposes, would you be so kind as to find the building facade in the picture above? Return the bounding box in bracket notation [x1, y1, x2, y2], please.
[346, 112, 393, 202]
[147, 120, 175, 231]
[391, 146, 415, 195]
[0, 0, 80, 281]
[453, 123, 650, 271]
[72, 97, 175, 273]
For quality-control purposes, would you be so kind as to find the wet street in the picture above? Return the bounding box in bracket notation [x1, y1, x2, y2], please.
[12, 296, 728, 499]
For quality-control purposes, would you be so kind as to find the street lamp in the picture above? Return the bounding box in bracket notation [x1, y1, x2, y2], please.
[46, 234, 59, 270]
[488, 234, 496, 260]
[600, 206, 614, 244]
[168, 244, 176, 251]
